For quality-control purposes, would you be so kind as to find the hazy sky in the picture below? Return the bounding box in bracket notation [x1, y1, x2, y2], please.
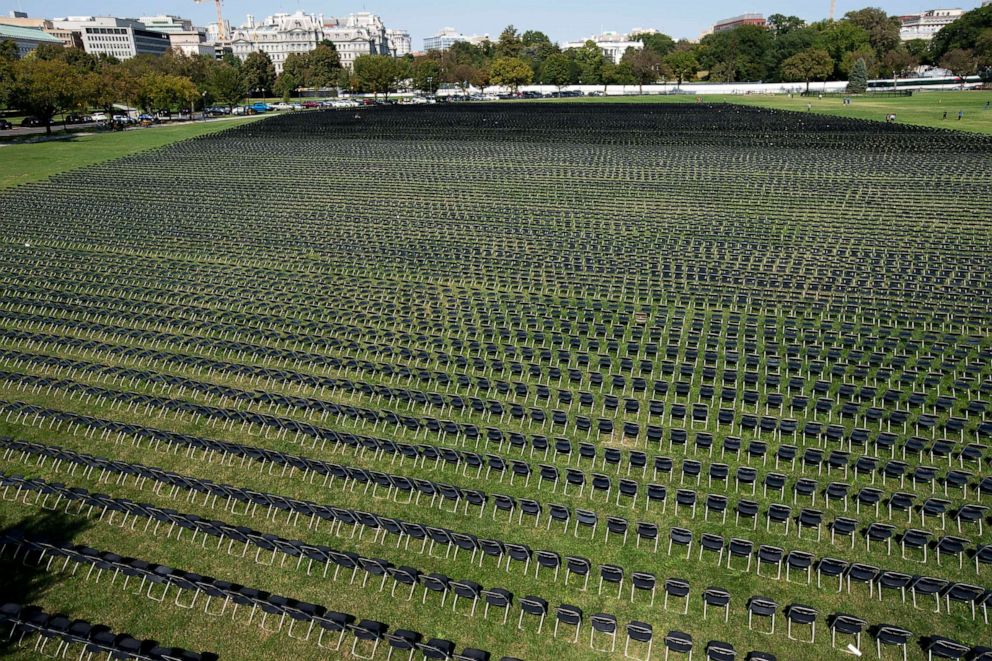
[7, 0, 985, 46]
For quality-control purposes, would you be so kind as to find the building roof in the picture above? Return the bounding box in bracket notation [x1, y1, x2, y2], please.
[0, 24, 63, 42]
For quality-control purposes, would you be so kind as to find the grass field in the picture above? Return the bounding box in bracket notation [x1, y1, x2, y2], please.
[0, 117, 264, 190]
[541, 90, 992, 135]
[0, 104, 989, 661]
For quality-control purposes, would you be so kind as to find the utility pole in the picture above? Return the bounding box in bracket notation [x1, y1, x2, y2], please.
[829, 0, 837, 21]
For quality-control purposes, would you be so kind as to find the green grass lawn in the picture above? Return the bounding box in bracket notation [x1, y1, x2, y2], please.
[541, 90, 992, 135]
[0, 116, 266, 190]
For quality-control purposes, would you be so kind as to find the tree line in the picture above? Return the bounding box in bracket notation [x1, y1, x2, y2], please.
[2, 4, 991, 133]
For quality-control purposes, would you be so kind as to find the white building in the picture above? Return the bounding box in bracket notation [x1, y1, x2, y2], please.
[423, 27, 490, 52]
[899, 8, 964, 41]
[229, 11, 324, 73]
[0, 24, 63, 57]
[51, 16, 171, 59]
[139, 15, 213, 57]
[562, 31, 643, 64]
[138, 15, 194, 33]
[229, 11, 401, 72]
[323, 12, 391, 67]
[386, 29, 411, 56]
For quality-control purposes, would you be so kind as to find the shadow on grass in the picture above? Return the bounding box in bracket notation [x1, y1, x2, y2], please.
[0, 508, 90, 654]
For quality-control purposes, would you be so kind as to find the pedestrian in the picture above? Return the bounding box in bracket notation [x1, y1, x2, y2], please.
[807, 102, 812, 112]
[942, 111, 947, 120]
[986, 101, 990, 111]
[958, 110, 964, 120]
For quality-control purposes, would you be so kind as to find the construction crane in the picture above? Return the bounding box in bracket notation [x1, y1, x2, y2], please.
[194, 0, 226, 41]
[829, 0, 837, 21]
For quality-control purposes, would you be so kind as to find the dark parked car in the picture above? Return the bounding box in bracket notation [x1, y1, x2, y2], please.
[64, 113, 85, 124]
[20, 116, 44, 127]
[0, 119, 11, 130]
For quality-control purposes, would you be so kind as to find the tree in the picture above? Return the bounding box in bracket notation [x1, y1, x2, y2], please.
[496, 25, 523, 59]
[571, 40, 608, 84]
[208, 62, 245, 109]
[241, 51, 276, 97]
[447, 63, 486, 93]
[488, 56, 533, 92]
[411, 57, 442, 95]
[0, 39, 17, 109]
[353, 54, 405, 98]
[881, 48, 919, 78]
[781, 48, 833, 93]
[622, 47, 662, 94]
[931, 4, 992, 62]
[844, 8, 902, 56]
[276, 52, 309, 99]
[663, 50, 699, 86]
[903, 39, 931, 65]
[940, 48, 977, 77]
[9, 58, 82, 133]
[633, 32, 675, 57]
[840, 48, 878, 77]
[308, 42, 342, 88]
[812, 19, 870, 77]
[847, 57, 869, 93]
[541, 52, 577, 91]
[699, 24, 774, 82]
[136, 72, 198, 112]
[767, 14, 806, 37]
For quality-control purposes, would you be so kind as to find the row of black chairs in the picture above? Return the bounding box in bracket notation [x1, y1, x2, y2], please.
[0, 601, 216, 660]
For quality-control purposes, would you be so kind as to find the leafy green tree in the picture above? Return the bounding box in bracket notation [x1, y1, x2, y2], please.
[488, 56, 533, 92]
[663, 50, 699, 86]
[242, 51, 276, 97]
[411, 57, 441, 94]
[136, 72, 198, 112]
[446, 63, 487, 93]
[931, 4, 992, 62]
[840, 48, 878, 77]
[903, 39, 931, 64]
[844, 8, 902, 56]
[0, 39, 17, 109]
[811, 19, 870, 77]
[208, 62, 245, 109]
[940, 48, 977, 76]
[632, 32, 675, 57]
[881, 48, 919, 78]
[496, 25, 523, 59]
[847, 57, 869, 93]
[353, 54, 406, 98]
[276, 52, 309, 99]
[608, 60, 637, 86]
[698, 24, 774, 82]
[767, 14, 806, 36]
[571, 40, 608, 84]
[9, 57, 82, 133]
[781, 47, 834, 93]
[622, 47, 663, 93]
[541, 52, 577, 91]
[0, 39, 17, 62]
[308, 43, 342, 88]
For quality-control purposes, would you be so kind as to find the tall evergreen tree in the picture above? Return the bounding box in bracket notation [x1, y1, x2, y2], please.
[848, 57, 869, 93]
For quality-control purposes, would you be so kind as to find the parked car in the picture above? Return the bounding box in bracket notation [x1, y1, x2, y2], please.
[0, 119, 11, 130]
[250, 102, 269, 113]
[231, 106, 247, 115]
[302, 101, 319, 109]
[91, 112, 109, 122]
[20, 116, 44, 127]
[64, 113, 86, 124]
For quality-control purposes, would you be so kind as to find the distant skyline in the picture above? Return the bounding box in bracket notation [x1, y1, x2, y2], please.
[6, 0, 985, 46]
